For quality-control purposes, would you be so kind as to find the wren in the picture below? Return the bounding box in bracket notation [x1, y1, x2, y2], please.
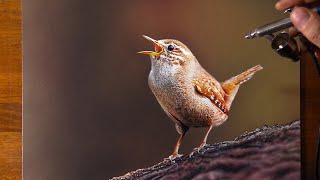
[138, 35, 263, 160]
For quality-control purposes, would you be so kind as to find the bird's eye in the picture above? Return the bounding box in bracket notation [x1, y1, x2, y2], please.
[167, 45, 174, 51]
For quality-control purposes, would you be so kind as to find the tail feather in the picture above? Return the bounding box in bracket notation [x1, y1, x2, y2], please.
[222, 65, 263, 110]
[223, 65, 263, 86]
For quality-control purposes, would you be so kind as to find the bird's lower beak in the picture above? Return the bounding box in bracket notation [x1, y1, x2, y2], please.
[138, 35, 164, 57]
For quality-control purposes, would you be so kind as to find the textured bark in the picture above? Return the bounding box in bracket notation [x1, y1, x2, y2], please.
[112, 121, 300, 180]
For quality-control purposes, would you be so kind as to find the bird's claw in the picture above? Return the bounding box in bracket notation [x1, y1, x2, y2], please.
[189, 143, 209, 157]
[165, 154, 183, 162]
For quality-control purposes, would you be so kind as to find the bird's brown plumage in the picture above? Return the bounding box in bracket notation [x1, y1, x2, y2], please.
[139, 35, 263, 160]
[193, 78, 229, 114]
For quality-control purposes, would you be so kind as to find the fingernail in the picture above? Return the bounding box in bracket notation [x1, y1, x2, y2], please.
[291, 8, 310, 29]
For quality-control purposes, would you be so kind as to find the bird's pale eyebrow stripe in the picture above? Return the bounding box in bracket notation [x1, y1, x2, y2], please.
[179, 46, 190, 55]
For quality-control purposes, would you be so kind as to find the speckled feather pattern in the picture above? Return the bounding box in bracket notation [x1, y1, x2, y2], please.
[141, 37, 262, 157]
[147, 39, 258, 129]
[148, 58, 228, 128]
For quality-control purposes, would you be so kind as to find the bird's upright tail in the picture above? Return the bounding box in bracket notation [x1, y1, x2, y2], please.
[221, 65, 263, 110]
[223, 65, 263, 87]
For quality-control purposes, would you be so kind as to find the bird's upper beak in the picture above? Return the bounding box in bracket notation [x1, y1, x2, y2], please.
[138, 35, 164, 57]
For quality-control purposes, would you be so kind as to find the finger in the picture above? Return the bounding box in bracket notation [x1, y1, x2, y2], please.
[291, 7, 320, 47]
[275, 0, 315, 11]
[289, 26, 299, 37]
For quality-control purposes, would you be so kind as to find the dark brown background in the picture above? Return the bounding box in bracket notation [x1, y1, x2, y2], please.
[23, 1, 300, 179]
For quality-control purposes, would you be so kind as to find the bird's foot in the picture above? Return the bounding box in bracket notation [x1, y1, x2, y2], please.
[189, 143, 209, 157]
[165, 153, 183, 162]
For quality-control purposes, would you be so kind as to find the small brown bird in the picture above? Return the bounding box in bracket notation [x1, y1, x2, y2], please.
[138, 35, 262, 160]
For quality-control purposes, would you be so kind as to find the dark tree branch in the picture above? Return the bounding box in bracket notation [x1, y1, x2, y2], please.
[112, 121, 300, 180]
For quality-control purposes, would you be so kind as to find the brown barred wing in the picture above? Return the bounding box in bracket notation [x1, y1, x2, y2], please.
[193, 78, 229, 114]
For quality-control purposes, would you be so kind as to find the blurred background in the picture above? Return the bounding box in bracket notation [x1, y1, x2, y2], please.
[23, 0, 299, 179]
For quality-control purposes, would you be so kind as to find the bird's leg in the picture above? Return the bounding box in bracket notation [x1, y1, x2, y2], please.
[169, 129, 187, 161]
[200, 125, 213, 148]
[190, 125, 213, 157]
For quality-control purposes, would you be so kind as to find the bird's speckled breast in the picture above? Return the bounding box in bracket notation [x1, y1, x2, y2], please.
[148, 60, 228, 127]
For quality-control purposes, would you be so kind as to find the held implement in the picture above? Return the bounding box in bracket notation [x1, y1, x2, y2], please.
[245, 6, 320, 75]
[245, 6, 320, 39]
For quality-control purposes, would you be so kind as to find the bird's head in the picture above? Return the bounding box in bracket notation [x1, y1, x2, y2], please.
[138, 35, 195, 66]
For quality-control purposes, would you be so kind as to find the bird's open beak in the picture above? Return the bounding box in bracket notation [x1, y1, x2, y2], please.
[138, 35, 164, 57]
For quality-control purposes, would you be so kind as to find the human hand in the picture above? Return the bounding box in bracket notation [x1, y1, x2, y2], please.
[276, 0, 320, 48]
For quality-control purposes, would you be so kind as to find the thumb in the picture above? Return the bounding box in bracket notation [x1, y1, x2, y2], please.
[291, 7, 320, 48]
